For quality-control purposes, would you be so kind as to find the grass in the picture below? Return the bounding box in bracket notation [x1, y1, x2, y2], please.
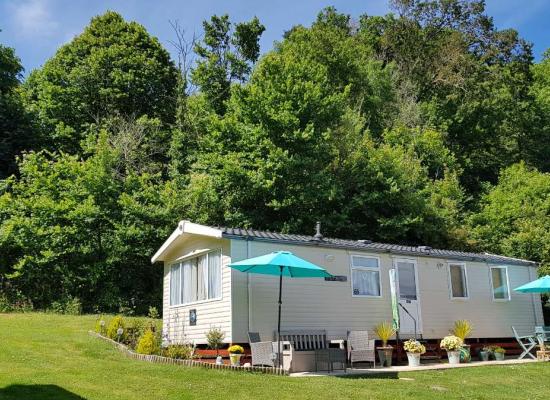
[1, 313, 550, 400]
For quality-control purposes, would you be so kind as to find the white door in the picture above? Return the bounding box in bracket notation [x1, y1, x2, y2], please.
[395, 259, 422, 335]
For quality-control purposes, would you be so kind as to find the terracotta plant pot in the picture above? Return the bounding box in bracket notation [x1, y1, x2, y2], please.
[377, 347, 394, 367]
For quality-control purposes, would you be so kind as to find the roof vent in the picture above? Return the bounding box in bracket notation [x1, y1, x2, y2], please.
[418, 245, 432, 252]
[357, 239, 372, 244]
[313, 221, 323, 241]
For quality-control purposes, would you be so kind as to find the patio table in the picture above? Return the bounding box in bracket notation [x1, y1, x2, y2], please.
[315, 348, 347, 372]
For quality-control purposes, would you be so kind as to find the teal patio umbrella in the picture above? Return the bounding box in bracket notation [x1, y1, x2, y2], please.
[514, 275, 550, 293]
[229, 251, 332, 368]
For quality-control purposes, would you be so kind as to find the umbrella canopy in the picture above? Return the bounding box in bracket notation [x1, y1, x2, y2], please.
[229, 251, 331, 369]
[514, 275, 550, 293]
[229, 251, 332, 278]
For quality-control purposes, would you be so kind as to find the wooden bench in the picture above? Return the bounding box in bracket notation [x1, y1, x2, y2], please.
[277, 330, 330, 372]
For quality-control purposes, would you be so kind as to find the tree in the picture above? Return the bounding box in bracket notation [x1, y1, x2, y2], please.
[468, 163, 550, 269]
[23, 11, 178, 154]
[0, 131, 175, 313]
[0, 40, 33, 178]
[529, 49, 550, 172]
[191, 14, 265, 115]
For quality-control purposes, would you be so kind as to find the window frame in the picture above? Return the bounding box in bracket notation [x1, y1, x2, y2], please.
[350, 254, 382, 298]
[169, 248, 223, 308]
[489, 265, 511, 302]
[447, 262, 469, 300]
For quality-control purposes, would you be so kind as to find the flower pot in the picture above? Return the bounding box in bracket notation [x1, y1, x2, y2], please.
[479, 350, 489, 362]
[406, 352, 421, 367]
[229, 353, 242, 366]
[447, 350, 460, 365]
[494, 352, 505, 361]
[377, 347, 393, 367]
[215, 355, 223, 365]
[460, 344, 471, 363]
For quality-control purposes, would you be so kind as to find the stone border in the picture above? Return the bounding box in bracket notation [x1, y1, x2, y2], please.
[89, 331, 288, 376]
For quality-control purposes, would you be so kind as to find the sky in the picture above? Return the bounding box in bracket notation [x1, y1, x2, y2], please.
[1, 0, 549, 76]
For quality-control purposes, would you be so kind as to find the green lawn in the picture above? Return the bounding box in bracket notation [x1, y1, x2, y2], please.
[1, 313, 549, 400]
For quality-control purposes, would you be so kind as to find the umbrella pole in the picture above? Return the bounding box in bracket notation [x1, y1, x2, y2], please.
[278, 266, 283, 369]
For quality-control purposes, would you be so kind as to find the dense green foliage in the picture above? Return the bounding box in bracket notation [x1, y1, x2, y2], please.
[1, 1, 550, 313]
[2, 313, 550, 399]
[0, 40, 33, 178]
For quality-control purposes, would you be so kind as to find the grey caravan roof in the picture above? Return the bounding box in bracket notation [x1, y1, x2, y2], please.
[218, 227, 536, 267]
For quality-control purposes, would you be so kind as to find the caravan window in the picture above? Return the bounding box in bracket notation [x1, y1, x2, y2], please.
[490, 266, 510, 301]
[351, 255, 381, 297]
[448, 263, 468, 299]
[169, 249, 222, 306]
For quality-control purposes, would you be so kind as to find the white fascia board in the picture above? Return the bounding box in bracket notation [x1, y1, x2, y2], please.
[151, 220, 223, 264]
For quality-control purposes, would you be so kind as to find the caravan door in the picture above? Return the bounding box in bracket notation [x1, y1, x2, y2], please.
[395, 258, 422, 335]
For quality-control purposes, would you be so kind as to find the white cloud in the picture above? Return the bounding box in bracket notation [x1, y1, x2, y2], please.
[9, 0, 59, 38]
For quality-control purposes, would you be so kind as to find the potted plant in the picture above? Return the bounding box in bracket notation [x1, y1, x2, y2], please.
[479, 346, 491, 362]
[440, 335, 463, 365]
[493, 346, 506, 361]
[205, 327, 225, 365]
[403, 339, 426, 367]
[228, 344, 245, 366]
[374, 321, 396, 367]
[451, 320, 473, 363]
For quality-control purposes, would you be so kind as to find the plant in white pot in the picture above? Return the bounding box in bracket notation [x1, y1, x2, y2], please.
[228, 344, 245, 366]
[403, 339, 426, 367]
[493, 346, 506, 361]
[374, 321, 396, 367]
[451, 320, 473, 363]
[440, 335, 463, 365]
[205, 327, 225, 365]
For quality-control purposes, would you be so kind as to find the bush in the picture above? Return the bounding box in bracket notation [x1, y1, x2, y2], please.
[403, 339, 426, 354]
[124, 319, 147, 349]
[136, 328, 160, 355]
[106, 315, 125, 340]
[205, 327, 225, 355]
[0, 292, 33, 313]
[50, 296, 82, 315]
[147, 306, 159, 319]
[161, 344, 194, 360]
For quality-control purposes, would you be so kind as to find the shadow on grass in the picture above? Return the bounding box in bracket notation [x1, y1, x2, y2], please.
[0, 384, 86, 400]
[335, 372, 399, 380]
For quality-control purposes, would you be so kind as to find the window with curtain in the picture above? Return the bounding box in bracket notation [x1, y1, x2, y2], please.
[491, 266, 510, 300]
[351, 255, 381, 297]
[169, 249, 223, 306]
[449, 263, 468, 298]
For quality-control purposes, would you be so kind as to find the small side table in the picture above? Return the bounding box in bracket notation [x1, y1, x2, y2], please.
[315, 348, 346, 372]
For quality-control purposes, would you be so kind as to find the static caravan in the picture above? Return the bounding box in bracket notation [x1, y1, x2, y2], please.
[152, 221, 543, 346]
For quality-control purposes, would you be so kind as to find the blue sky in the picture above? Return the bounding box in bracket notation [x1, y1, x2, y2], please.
[1, 0, 549, 76]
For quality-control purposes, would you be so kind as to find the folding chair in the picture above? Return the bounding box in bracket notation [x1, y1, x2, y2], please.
[512, 326, 536, 359]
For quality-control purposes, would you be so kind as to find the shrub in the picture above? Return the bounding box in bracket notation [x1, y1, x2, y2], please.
[440, 335, 463, 351]
[136, 328, 160, 355]
[374, 321, 396, 347]
[147, 306, 159, 319]
[49, 296, 82, 315]
[124, 319, 147, 349]
[162, 344, 194, 359]
[205, 327, 225, 355]
[106, 316, 125, 340]
[227, 344, 244, 354]
[451, 320, 472, 341]
[403, 339, 426, 354]
[493, 346, 506, 354]
[0, 292, 33, 313]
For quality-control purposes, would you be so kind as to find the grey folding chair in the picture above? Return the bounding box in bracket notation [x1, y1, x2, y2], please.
[535, 326, 550, 350]
[512, 326, 536, 359]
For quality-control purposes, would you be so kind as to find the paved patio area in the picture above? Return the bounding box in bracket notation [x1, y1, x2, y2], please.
[290, 358, 541, 377]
